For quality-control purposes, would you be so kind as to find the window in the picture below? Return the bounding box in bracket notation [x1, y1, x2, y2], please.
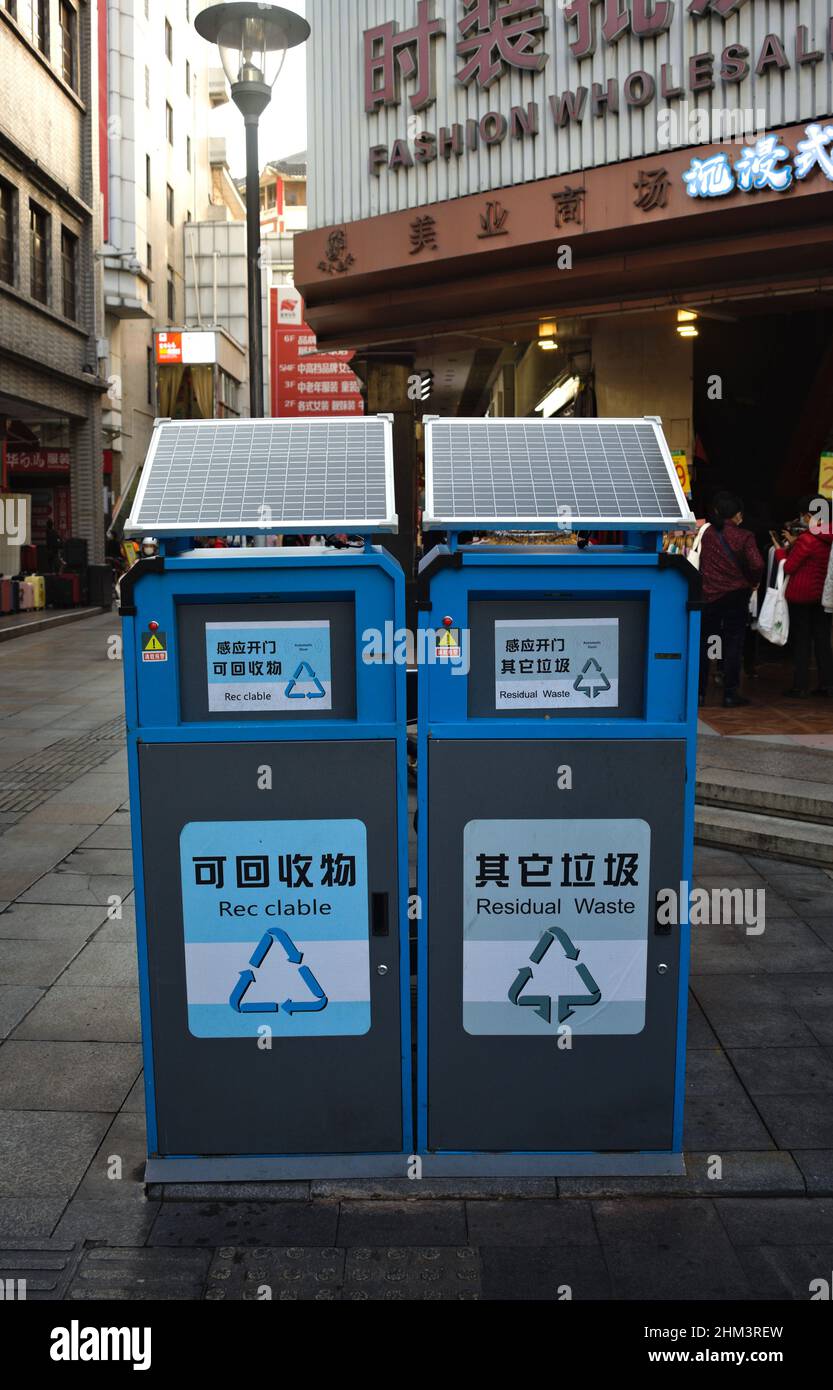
[146, 346, 153, 406]
[146, 241, 152, 271]
[185, 60, 190, 96]
[35, 0, 49, 56]
[165, 102, 173, 145]
[166, 266, 175, 323]
[146, 155, 151, 197]
[59, 1, 77, 89]
[3, 2, 17, 20]
[164, 18, 172, 61]
[166, 183, 174, 225]
[260, 184, 277, 211]
[218, 370, 239, 419]
[145, 65, 150, 107]
[0, 179, 15, 285]
[285, 180, 308, 208]
[60, 226, 77, 319]
[186, 135, 191, 172]
[29, 201, 49, 304]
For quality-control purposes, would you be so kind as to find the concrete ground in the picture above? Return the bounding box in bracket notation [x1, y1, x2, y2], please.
[2, 614, 833, 1301]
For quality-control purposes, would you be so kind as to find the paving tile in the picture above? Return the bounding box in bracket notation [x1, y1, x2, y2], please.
[81, 825, 133, 851]
[17, 873, 133, 907]
[465, 1199, 598, 1246]
[480, 1245, 611, 1301]
[685, 1048, 743, 1096]
[737, 1244, 833, 1300]
[683, 1092, 775, 1150]
[121, 1073, 146, 1113]
[11, 986, 140, 1042]
[558, 1151, 804, 1199]
[593, 1198, 753, 1299]
[205, 1246, 346, 1301]
[310, 1178, 556, 1201]
[750, 1095, 833, 1149]
[149, 1201, 340, 1248]
[73, 1111, 148, 1201]
[728, 1046, 833, 1095]
[0, 904, 108, 941]
[56, 942, 138, 988]
[53, 1199, 160, 1245]
[336, 1200, 466, 1247]
[0, 1041, 141, 1112]
[685, 995, 719, 1048]
[67, 1247, 211, 1301]
[0, 986, 43, 1039]
[59, 848, 135, 877]
[792, 1152, 833, 1196]
[692, 1001, 815, 1048]
[0, 1111, 112, 1198]
[0, 1240, 81, 1299]
[0, 1199, 66, 1240]
[0, 937, 84, 987]
[715, 1197, 833, 1247]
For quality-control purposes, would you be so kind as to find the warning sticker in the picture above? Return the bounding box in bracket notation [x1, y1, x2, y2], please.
[142, 631, 168, 663]
[436, 627, 461, 661]
[205, 621, 332, 712]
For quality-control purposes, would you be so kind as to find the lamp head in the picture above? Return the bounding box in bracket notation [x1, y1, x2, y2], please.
[195, 3, 310, 93]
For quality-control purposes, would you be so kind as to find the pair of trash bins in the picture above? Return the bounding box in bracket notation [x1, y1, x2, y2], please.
[120, 414, 698, 1181]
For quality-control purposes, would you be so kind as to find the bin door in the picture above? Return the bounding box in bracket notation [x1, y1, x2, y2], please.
[426, 739, 686, 1153]
[138, 740, 404, 1156]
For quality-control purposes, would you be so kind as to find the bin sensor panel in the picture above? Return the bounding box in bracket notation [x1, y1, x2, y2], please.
[126, 417, 397, 537]
[423, 417, 694, 531]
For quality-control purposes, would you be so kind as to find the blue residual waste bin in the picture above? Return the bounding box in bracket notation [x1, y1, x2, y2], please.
[120, 416, 412, 1181]
[416, 417, 699, 1177]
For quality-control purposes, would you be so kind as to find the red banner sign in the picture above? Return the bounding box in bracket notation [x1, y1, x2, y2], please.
[270, 288, 364, 418]
[6, 450, 71, 475]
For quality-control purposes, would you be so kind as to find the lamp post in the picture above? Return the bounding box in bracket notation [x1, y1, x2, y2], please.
[195, 3, 310, 418]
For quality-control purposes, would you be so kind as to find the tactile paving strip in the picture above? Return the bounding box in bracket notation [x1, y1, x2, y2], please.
[0, 717, 125, 814]
[0, 1242, 83, 1300]
[203, 1246, 481, 1301]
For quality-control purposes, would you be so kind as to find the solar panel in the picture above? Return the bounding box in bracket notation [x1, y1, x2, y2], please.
[125, 418, 397, 536]
[424, 418, 694, 531]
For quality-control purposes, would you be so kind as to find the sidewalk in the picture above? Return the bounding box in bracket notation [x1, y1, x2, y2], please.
[2, 615, 833, 1300]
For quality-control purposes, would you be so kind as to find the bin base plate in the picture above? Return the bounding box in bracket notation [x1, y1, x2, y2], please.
[145, 1152, 685, 1183]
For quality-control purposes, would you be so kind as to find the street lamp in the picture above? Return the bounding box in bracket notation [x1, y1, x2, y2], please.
[195, 3, 310, 418]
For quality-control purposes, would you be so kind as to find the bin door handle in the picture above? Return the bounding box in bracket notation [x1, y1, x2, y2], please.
[371, 892, 390, 938]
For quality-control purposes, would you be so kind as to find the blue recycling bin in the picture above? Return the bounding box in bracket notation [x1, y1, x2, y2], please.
[416, 417, 699, 1177]
[119, 417, 412, 1181]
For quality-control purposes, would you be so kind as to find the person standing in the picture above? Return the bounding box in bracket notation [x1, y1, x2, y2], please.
[774, 498, 833, 697]
[699, 493, 764, 708]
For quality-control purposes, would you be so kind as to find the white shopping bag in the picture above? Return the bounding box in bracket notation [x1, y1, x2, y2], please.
[688, 523, 709, 571]
[757, 559, 790, 646]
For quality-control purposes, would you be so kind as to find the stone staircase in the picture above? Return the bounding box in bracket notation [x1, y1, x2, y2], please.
[696, 738, 833, 866]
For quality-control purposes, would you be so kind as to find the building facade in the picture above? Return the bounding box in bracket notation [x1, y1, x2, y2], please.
[297, 0, 833, 570]
[0, 0, 106, 564]
[102, 0, 221, 509]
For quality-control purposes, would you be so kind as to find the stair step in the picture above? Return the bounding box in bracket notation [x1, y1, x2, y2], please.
[695, 804, 833, 866]
[696, 767, 833, 826]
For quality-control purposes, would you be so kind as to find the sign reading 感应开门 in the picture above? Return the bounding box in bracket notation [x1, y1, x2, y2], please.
[495, 618, 619, 709]
[181, 820, 371, 1038]
[463, 818, 651, 1037]
[206, 621, 333, 712]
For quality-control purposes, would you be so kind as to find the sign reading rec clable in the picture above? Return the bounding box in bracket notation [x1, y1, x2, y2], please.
[495, 619, 619, 709]
[206, 621, 332, 712]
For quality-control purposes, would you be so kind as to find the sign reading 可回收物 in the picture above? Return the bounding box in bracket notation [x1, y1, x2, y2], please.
[463, 818, 651, 1037]
[181, 819, 371, 1038]
[205, 621, 332, 712]
[494, 618, 619, 709]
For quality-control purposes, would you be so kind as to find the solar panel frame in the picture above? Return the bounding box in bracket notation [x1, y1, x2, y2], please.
[125, 417, 398, 537]
[423, 417, 695, 532]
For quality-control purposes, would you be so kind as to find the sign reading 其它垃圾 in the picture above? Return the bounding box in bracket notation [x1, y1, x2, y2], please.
[181, 819, 371, 1038]
[205, 621, 332, 712]
[463, 818, 651, 1037]
[494, 618, 619, 709]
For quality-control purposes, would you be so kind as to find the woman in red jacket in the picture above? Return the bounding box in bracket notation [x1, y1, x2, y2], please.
[775, 498, 833, 697]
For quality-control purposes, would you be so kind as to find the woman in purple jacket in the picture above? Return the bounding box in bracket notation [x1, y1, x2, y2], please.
[699, 493, 764, 709]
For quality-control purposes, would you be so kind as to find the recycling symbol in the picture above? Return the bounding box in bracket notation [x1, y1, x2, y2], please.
[508, 928, 601, 1026]
[229, 927, 329, 1016]
[573, 658, 611, 700]
[285, 662, 326, 700]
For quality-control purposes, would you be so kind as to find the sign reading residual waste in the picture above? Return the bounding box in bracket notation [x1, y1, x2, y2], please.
[205, 621, 332, 712]
[463, 819, 651, 1036]
[180, 820, 370, 1038]
[494, 619, 619, 709]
